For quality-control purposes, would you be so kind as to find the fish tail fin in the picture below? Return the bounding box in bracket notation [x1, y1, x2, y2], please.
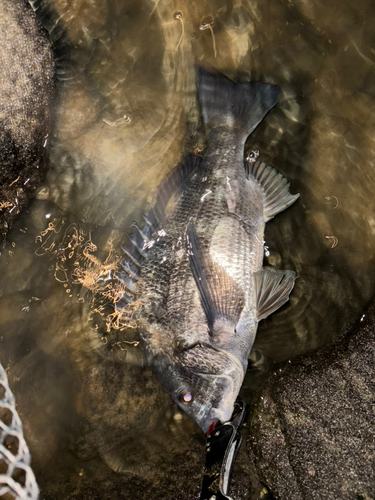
[196, 66, 280, 138]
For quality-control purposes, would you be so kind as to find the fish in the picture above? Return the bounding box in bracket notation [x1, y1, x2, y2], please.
[115, 67, 299, 434]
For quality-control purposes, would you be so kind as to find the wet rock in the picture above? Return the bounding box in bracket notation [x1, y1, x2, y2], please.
[248, 302, 375, 499]
[0, 0, 54, 235]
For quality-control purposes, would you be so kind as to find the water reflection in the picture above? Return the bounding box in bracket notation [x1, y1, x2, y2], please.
[1, 0, 375, 497]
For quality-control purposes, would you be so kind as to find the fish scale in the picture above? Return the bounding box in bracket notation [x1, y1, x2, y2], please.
[116, 67, 299, 434]
[142, 160, 218, 347]
[142, 146, 250, 343]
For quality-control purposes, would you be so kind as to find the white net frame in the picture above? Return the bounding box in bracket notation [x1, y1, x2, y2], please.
[0, 363, 39, 499]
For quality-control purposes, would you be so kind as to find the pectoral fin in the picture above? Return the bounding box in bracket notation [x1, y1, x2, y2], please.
[255, 268, 296, 321]
[186, 220, 245, 331]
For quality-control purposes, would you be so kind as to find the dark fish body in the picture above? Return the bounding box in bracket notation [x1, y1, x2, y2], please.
[117, 68, 299, 433]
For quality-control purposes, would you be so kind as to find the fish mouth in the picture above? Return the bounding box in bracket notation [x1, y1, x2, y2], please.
[200, 397, 236, 434]
[206, 419, 220, 436]
[202, 402, 236, 434]
[198, 360, 244, 434]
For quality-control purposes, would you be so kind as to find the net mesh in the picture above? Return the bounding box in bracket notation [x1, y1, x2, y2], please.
[0, 363, 39, 500]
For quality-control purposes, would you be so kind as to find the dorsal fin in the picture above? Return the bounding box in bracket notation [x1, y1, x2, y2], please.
[122, 153, 202, 263]
[186, 219, 245, 332]
[115, 156, 202, 312]
[147, 154, 203, 229]
[246, 160, 300, 222]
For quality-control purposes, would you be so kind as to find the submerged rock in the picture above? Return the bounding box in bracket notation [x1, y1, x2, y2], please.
[248, 302, 375, 499]
[0, 0, 54, 235]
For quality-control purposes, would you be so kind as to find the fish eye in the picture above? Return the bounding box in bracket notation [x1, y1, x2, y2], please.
[178, 389, 193, 404]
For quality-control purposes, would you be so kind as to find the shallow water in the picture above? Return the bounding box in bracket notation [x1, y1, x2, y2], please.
[1, 0, 375, 496]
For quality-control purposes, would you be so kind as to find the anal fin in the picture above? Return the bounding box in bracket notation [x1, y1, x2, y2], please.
[255, 268, 296, 321]
[246, 159, 299, 222]
[186, 220, 245, 332]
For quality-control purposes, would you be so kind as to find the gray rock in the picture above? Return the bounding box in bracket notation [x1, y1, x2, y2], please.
[0, 0, 54, 234]
[249, 304, 375, 499]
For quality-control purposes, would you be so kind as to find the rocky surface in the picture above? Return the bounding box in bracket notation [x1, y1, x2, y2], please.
[0, 0, 54, 236]
[32, 298, 374, 500]
[248, 302, 375, 499]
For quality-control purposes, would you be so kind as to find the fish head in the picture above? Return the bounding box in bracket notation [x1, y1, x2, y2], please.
[152, 343, 245, 434]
